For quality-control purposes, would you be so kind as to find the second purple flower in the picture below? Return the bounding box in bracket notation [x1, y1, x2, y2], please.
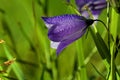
[75, 0, 107, 19]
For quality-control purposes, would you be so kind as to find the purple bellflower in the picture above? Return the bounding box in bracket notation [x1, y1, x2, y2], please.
[42, 14, 94, 55]
[75, 0, 107, 19]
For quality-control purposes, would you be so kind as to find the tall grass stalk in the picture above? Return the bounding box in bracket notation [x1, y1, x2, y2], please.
[109, 8, 120, 80]
[76, 39, 87, 80]
[2, 43, 24, 80]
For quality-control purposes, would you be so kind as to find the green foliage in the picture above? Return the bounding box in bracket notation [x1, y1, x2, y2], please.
[0, 0, 120, 80]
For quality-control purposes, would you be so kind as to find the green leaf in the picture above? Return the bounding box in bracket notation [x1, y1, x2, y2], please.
[2, 43, 25, 80]
[91, 63, 106, 79]
[89, 27, 110, 63]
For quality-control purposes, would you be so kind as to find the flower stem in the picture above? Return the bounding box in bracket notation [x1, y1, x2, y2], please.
[76, 39, 87, 80]
[107, 1, 111, 53]
[93, 19, 108, 31]
[108, 3, 120, 80]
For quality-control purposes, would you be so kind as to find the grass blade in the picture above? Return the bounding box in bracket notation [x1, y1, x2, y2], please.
[2, 42, 25, 80]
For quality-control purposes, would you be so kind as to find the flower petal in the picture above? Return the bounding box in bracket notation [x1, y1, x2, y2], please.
[41, 17, 54, 29]
[44, 14, 87, 42]
[42, 14, 86, 28]
[76, 0, 107, 19]
[57, 27, 86, 55]
[90, 0, 107, 15]
[42, 14, 94, 55]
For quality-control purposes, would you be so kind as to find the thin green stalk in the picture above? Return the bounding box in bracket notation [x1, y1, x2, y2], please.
[109, 8, 119, 80]
[66, 3, 81, 15]
[76, 39, 87, 80]
[107, 1, 111, 53]
[110, 48, 115, 80]
[2, 43, 24, 80]
[0, 63, 8, 79]
[91, 63, 106, 79]
[35, 0, 51, 72]
[51, 61, 57, 80]
[107, 1, 113, 80]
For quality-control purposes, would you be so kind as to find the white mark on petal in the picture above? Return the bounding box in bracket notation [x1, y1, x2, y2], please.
[45, 23, 54, 29]
[50, 41, 60, 49]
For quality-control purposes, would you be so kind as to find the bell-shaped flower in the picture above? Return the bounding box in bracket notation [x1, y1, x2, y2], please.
[42, 14, 94, 55]
[75, 0, 107, 19]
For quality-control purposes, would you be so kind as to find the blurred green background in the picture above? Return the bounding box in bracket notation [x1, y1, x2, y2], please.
[0, 0, 120, 80]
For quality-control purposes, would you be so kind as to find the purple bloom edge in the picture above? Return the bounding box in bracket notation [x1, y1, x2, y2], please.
[41, 14, 94, 55]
